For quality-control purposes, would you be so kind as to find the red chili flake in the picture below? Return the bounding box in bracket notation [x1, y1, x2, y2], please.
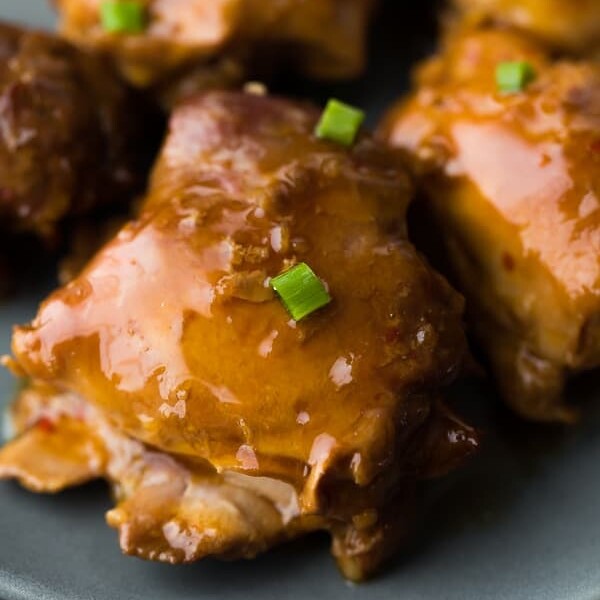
[502, 252, 515, 271]
[385, 327, 402, 344]
[590, 139, 600, 154]
[36, 417, 55, 433]
[0, 188, 14, 201]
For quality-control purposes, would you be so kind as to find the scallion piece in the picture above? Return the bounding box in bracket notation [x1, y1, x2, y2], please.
[496, 61, 535, 93]
[315, 99, 365, 146]
[100, 1, 146, 34]
[270, 263, 331, 321]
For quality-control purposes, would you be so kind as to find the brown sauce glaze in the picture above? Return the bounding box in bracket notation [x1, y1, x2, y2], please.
[54, 0, 377, 105]
[2, 91, 477, 580]
[0, 21, 155, 240]
[380, 27, 600, 421]
[453, 0, 600, 55]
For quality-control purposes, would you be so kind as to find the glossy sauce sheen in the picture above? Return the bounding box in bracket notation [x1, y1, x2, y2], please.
[5, 92, 477, 579]
[380, 27, 600, 421]
[55, 0, 376, 100]
[15, 91, 466, 482]
[0, 21, 153, 237]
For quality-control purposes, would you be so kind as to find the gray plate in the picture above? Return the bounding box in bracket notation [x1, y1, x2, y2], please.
[2, 2, 600, 600]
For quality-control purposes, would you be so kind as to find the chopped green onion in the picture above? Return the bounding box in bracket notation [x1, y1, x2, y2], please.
[496, 61, 536, 93]
[315, 99, 365, 146]
[270, 263, 331, 321]
[100, 1, 146, 34]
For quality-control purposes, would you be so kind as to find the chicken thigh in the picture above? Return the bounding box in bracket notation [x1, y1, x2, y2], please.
[0, 21, 153, 240]
[453, 0, 600, 55]
[54, 0, 377, 105]
[380, 27, 600, 421]
[0, 91, 476, 580]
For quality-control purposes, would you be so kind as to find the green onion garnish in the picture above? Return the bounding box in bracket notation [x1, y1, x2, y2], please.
[270, 263, 331, 321]
[496, 61, 535, 93]
[100, 1, 146, 34]
[315, 99, 365, 146]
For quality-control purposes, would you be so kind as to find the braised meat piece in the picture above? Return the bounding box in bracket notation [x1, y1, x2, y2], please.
[0, 91, 477, 580]
[453, 0, 600, 55]
[0, 21, 153, 240]
[380, 27, 600, 421]
[54, 0, 377, 104]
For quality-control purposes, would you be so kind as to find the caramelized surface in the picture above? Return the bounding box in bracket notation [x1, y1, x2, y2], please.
[2, 383, 312, 562]
[55, 0, 376, 103]
[0, 21, 153, 239]
[2, 91, 477, 579]
[380, 28, 600, 421]
[454, 0, 600, 55]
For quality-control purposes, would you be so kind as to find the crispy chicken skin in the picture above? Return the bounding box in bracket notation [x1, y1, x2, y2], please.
[0, 91, 477, 580]
[453, 0, 600, 55]
[380, 27, 600, 422]
[0, 21, 153, 240]
[54, 0, 376, 103]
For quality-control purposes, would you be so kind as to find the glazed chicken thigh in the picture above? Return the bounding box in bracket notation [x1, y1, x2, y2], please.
[0, 91, 476, 580]
[453, 0, 600, 55]
[0, 21, 151, 240]
[55, 0, 376, 104]
[380, 27, 600, 421]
